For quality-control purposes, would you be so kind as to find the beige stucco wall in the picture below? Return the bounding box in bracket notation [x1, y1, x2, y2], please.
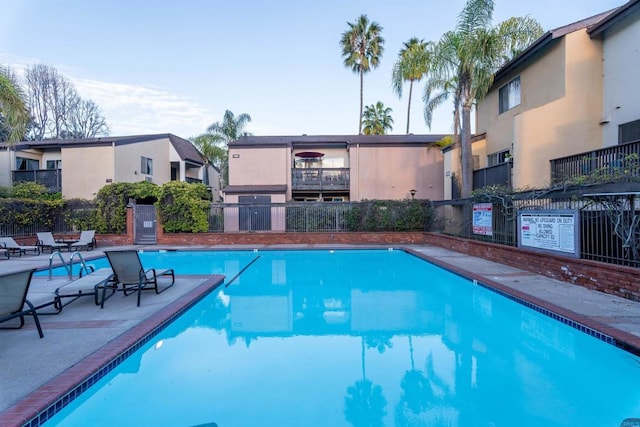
[351, 145, 444, 201]
[114, 138, 171, 186]
[0, 149, 10, 186]
[600, 14, 640, 146]
[477, 38, 566, 161]
[228, 147, 290, 188]
[476, 30, 603, 190]
[61, 145, 114, 199]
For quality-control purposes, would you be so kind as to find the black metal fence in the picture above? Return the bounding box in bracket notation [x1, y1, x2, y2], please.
[207, 201, 434, 233]
[550, 140, 640, 184]
[12, 169, 62, 193]
[0, 199, 96, 238]
[432, 189, 640, 268]
[473, 161, 512, 189]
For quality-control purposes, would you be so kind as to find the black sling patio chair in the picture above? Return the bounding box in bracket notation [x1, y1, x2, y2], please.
[0, 269, 44, 338]
[103, 250, 175, 307]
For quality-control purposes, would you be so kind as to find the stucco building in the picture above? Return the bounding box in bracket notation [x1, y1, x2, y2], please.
[0, 134, 220, 200]
[224, 134, 447, 204]
[444, 1, 640, 198]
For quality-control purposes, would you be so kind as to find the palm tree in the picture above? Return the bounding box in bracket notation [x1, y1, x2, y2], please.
[340, 14, 385, 135]
[423, 0, 543, 198]
[194, 110, 252, 187]
[362, 101, 393, 135]
[1, 65, 29, 187]
[392, 38, 431, 134]
[344, 336, 387, 427]
[0, 64, 29, 143]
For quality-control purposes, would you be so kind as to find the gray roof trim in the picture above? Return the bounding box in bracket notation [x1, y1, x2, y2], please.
[588, 0, 640, 37]
[228, 134, 450, 149]
[230, 142, 291, 149]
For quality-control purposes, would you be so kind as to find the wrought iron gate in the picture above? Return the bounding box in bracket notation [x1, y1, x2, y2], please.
[238, 195, 271, 231]
[134, 204, 157, 245]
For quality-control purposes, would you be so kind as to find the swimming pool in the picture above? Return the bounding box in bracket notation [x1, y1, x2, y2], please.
[41, 249, 640, 426]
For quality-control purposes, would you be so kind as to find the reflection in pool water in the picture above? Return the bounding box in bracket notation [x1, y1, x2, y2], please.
[44, 250, 640, 426]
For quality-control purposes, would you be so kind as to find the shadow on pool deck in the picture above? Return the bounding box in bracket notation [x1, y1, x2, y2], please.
[1, 243, 640, 426]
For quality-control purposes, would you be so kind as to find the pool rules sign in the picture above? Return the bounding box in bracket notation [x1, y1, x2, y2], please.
[472, 203, 493, 236]
[517, 210, 580, 258]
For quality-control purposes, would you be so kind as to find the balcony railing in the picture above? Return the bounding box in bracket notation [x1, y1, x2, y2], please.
[185, 177, 203, 184]
[550, 140, 640, 184]
[292, 168, 350, 191]
[473, 161, 512, 190]
[12, 169, 62, 193]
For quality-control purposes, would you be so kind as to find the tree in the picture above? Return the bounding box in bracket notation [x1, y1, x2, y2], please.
[340, 15, 385, 135]
[66, 99, 109, 138]
[423, 0, 543, 198]
[344, 336, 387, 427]
[392, 38, 431, 134]
[24, 63, 109, 140]
[362, 101, 393, 135]
[0, 64, 29, 143]
[194, 110, 252, 187]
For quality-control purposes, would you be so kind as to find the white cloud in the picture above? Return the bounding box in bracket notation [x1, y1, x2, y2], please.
[0, 53, 214, 138]
[72, 78, 213, 138]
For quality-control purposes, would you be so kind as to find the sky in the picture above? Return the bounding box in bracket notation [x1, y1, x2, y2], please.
[0, 0, 625, 139]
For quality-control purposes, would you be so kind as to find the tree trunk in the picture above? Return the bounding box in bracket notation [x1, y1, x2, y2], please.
[460, 103, 473, 198]
[359, 70, 364, 135]
[406, 80, 413, 134]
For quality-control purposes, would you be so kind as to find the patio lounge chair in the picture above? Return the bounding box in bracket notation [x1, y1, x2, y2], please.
[26, 268, 116, 313]
[0, 237, 41, 256]
[104, 250, 175, 307]
[36, 232, 70, 253]
[0, 269, 44, 338]
[70, 230, 97, 251]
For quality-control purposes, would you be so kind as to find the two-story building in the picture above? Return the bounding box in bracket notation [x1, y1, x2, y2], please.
[0, 133, 220, 200]
[444, 0, 640, 199]
[224, 134, 447, 205]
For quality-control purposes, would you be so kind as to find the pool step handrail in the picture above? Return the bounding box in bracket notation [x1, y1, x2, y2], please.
[70, 251, 94, 279]
[48, 250, 71, 281]
[47, 251, 95, 280]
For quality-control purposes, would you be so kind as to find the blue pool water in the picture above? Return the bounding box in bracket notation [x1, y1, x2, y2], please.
[43, 249, 640, 426]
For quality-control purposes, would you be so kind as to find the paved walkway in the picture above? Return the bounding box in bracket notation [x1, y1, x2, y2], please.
[1, 244, 639, 426]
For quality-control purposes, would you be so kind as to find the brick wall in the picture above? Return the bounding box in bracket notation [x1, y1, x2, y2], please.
[422, 233, 640, 302]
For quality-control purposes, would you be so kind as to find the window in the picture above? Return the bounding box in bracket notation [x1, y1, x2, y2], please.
[141, 156, 153, 175]
[619, 119, 640, 145]
[499, 76, 521, 114]
[487, 150, 511, 167]
[16, 157, 39, 170]
[46, 160, 62, 170]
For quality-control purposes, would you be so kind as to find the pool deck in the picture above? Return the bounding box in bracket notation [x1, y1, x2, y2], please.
[1, 243, 640, 426]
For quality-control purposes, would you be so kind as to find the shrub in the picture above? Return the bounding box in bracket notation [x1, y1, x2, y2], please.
[156, 182, 210, 233]
[94, 182, 160, 233]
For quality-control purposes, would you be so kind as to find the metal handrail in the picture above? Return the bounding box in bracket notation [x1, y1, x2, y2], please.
[69, 251, 94, 279]
[48, 250, 70, 281]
